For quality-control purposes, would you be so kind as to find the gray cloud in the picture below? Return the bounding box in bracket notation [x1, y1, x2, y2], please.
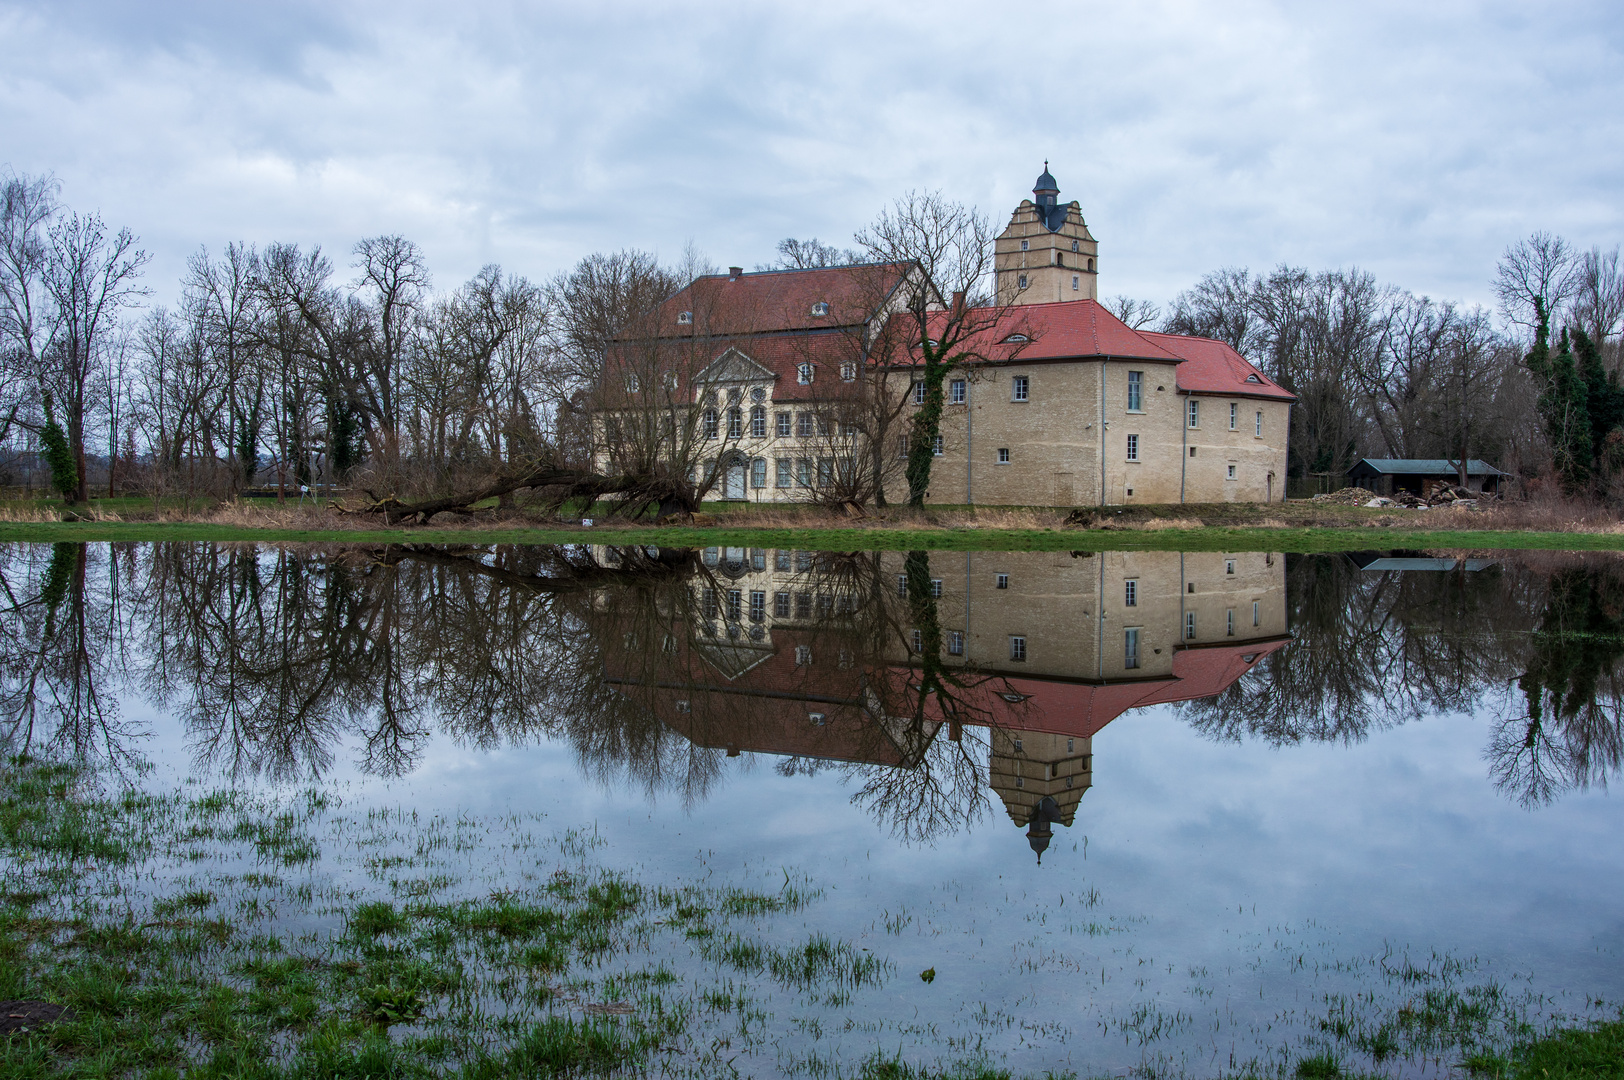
[2, 0, 1619, 311]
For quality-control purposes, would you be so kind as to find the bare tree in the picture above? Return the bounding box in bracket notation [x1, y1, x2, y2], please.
[1495, 231, 1578, 334]
[1103, 295, 1162, 330]
[759, 237, 862, 271]
[0, 172, 60, 423]
[854, 191, 1020, 507]
[39, 211, 150, 502]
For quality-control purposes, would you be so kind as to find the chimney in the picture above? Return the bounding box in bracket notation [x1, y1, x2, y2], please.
[951, 291, 965, 316]
[729, 266, 743, 280]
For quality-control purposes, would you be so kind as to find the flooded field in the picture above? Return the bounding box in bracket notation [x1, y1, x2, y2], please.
[1, 541, 1620, 1078]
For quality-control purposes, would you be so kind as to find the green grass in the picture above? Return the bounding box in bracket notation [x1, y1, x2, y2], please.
[1465, 1013, 1624, 1079]
[4, 519, 1624, 552]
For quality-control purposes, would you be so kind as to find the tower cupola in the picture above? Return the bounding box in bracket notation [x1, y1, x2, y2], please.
[1033, 162, 1064, 231]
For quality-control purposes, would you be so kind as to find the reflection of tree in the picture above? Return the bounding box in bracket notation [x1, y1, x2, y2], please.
[1182, 555, 1526, 745]
[839, 550, 1025, 844]
[1491, 566, 1624, 807]
[1182, 551, 1624, 809]
[0, 542, 137, 768]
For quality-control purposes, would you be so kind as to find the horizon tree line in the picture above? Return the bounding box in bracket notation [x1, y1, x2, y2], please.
[5, 167, 1624, 509]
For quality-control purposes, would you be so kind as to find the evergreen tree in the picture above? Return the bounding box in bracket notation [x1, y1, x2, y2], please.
[1526, 302, 1592, 492]
[1573, 328, 1624, 469]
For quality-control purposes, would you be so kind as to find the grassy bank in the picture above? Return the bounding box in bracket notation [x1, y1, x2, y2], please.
[4, 519, 1624, 553]
[6, 493, 1624, 551]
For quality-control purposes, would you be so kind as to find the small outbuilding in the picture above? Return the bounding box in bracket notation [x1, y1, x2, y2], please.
[1346, 458, 1506, 497]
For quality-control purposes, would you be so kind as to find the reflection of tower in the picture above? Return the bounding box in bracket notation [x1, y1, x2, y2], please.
[988, 730, 1092, 862]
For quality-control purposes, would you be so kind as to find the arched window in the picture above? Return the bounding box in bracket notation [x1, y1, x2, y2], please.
[750, 405, 766, 437]
[727, 407, 743, 438]
[1087, 258, 1094, 271]
[703, 409, 718, 439]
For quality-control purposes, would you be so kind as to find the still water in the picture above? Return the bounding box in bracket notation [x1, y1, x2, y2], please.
[3, 541, 1621, 1077]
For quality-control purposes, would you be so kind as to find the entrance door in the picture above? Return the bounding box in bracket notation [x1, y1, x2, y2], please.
[1052, 472, 1075, 507]
[725, 460, 747, 499]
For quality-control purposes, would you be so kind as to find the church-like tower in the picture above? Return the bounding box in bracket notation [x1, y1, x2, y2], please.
[994, 165, 1099, 305]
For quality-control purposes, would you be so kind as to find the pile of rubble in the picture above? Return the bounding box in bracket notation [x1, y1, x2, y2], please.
[1313, 483, 1494, 510]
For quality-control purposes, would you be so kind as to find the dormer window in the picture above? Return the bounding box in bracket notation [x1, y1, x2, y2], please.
[1003, 333, 1029, 344]
[797, 363, 814, 384]
[840, 361, 856, 381]
[625, 374, 640, 393]
[1246, 374, 1262, 383]
[677, 311, 693, 324]
[810, 301, 830, 316]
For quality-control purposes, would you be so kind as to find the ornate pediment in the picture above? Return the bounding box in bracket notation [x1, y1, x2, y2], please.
[697, 347, 776, 384]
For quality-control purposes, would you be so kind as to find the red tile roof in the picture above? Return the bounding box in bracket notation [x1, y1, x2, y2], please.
[654, 263, 912, 336]
[920, 299, 1295, 402]
[1139, 330, 1295, 402]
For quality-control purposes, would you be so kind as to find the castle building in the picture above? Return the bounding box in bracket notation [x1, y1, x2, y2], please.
[600, 166, 1294, 506]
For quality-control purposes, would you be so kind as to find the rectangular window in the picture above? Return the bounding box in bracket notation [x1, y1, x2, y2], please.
[727, 590, 742, 621]
[728, 408, 743, 438]
[995, 573, 1009, 590]
[796, 551, 813, 571]
[840, 361, 856, 381]
[751, 458, 767, 488]
[895, 434, 909, 459]
[751, 408, 766, 438]
[702, 588, 717, 618]
[1227, 608, 1235, 636]
[794, 644, 812, 666]
[1253, 600, 1260, 627]
[950, 379, 966, 404]
[1185, 611, 1197, 640]
[750, 591, 766, 622]
[774, 592, 790, 617]
[752, 549, 766, 570]
[797, 363, 814, 384]
[796, 593, 812, 618]
[912, 381, 927, 405]
[1018, 274, 1028, 289]
[911, 629, 923, 653]
[1227, 465, 1237, 480]
[1229, 402, 1238, 430]
[797, 458, 812, 486]
[817, 458, 833, 486]
[997, 447, 1010, 464]
[775, 458, 792, 488]
[1124, 627, 1140, 669]
[1226, 559, 1236, 575]
[775, 549, 791, 571]
[703, 410, 718, 438]
[1012, 375, 1030, 402]
[776, 412, 792, 437]
[930, 578, 943, 598]
[947, 630, 964, 655]
[1126, 433, 1139, 461]
[1020, 239, 1029, 251]
[1127, 371, 1143, 411]
[896, 574, 908, 597]
[1187, 399, 1199, 428]
[1072, 275, 1080, 290]
[796, 412, 814, 437]
[932, 434, 944, 456]
[1009, 636, 1027, 662]
[1124, 579, 1138, 607]
[1256, 410, 1263, 437]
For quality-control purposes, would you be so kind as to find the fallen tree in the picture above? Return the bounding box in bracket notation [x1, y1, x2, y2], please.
[341, 463, 700, 525]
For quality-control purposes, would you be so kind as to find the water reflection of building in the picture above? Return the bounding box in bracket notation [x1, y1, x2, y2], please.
[595, 547, 1288, 858]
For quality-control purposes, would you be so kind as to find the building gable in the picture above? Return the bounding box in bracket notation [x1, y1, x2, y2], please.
[697, 346, 777, 385]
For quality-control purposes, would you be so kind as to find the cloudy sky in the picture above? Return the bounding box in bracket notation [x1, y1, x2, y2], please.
[2, 1, 1620, 312]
